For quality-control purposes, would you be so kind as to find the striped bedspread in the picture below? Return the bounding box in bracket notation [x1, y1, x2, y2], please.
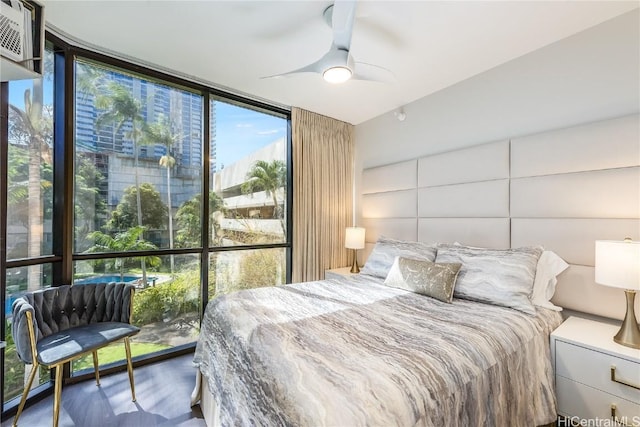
[193, 274, 562, 427]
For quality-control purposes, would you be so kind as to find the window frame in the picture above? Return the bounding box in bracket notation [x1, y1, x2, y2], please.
[1, 30, 292, 418]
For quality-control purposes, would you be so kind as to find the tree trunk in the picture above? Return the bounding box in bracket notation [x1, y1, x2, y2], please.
[24, 79, 45, 389]
[272, 193, 285, 235]
[132, 135, 147, 286]
[27, 79, 44, 292]
[166, 166, 174, 274]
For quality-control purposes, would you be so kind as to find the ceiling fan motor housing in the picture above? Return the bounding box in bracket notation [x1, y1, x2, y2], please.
[322, 47, 354, 72]
[322, 47, 355, 83]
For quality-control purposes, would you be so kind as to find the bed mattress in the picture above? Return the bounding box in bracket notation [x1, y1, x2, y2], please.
[193, 274, 562, 426]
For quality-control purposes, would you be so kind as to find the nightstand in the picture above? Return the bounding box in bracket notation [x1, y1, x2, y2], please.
[324, 267, 357, 280]
[551, 316, 640, 424]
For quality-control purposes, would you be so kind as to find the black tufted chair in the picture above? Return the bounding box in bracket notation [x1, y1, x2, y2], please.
[11, 283, 140, 427]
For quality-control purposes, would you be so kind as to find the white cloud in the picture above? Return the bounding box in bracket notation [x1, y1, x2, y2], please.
[257, 129, 279, 135]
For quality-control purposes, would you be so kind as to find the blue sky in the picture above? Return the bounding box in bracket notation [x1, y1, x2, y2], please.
[8, 79, 286, 169]
[213, 101, 286, 170]
[8, 79, 54, 107]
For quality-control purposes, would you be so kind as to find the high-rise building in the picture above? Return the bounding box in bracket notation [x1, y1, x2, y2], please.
[74, 66, 210, 212]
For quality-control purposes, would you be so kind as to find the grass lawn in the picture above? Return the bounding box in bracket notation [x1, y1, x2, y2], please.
[73, 342, 171, 371]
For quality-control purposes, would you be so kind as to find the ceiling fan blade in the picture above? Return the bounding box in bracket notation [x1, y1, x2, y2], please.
[260, 56, 327, 79]
[331, 0, 356, 50]
[353, 61, 396, 83]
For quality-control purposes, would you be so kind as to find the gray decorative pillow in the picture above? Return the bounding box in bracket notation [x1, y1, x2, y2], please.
[384, 257, 462, 303]
[360, 236, 437, 279]
[435, 244, 543, 315]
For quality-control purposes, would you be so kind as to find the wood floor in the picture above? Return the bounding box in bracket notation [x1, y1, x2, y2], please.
[1, 353, 563, 427]
[2, 354, 205, 427]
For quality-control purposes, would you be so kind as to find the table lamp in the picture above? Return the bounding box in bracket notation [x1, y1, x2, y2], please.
[345, 227, 365, 273]
[595, 238, 640, 349]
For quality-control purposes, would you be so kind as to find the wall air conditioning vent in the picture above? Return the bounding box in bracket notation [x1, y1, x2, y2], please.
[0, 1, 24, 62]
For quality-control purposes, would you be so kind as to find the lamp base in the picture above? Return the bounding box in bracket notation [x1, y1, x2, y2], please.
[350, 249, 360, 274]
[613, 290, 640, 350]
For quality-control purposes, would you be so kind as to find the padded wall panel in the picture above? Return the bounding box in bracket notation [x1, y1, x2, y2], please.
[418, 218, 510, 248]
[417, 140, 509, 187]
[510, 167, 640, 219]
[361, 218, 417, 243]
[362, 190, 417, 219]
[511, 114, 640, 178]
[359, 115, 638, 321]
[361, 160, 417, 194]
[552, 265, 639, 321]
[418, 180, 509, 217]
[512, 218, 640, 266]
[363, 243, 375, 264]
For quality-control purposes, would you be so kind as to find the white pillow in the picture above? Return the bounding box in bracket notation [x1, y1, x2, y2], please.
[436, 243, 543, 315]
[360, 236, 437, 279]
[450, 243, 569, 311]
[531, 251, 569, 311]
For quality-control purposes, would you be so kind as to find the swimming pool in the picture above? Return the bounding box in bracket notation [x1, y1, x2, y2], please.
[74, 274, 158, 286]
[74, 274, 140, 285]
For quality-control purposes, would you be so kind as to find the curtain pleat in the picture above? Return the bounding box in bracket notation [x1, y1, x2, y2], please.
[292, 107, 354, 282]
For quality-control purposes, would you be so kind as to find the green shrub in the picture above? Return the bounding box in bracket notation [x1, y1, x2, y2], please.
[236, 250, 284, 291]
[132, 267, 199, 326]
[3, 323, 49, 402]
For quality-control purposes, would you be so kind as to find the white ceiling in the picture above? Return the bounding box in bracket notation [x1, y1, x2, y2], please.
[42, 1, 639, 125]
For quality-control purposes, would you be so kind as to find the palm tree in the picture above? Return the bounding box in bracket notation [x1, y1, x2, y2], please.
[95, 82, 149, 284]
[141, 115, 178, 273]
[75, 62, 106, 102]
[241, 160, 286, 233]
[9, 87, 53, 291]
[5, 144, 54, 263]
[85, 226, 160, 283]
[7, 56, 53, 391]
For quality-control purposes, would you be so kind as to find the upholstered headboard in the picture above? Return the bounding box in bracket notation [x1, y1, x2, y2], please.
[360, 114, 639, 320]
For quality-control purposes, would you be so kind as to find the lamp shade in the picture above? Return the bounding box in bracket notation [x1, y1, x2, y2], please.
[345, 227, 365, 250]
[595, 240, 640, 290]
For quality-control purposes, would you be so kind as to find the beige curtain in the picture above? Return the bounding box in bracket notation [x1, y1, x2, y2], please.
[292, 107, 354, 282]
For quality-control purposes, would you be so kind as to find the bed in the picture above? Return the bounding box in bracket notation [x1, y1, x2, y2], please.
[190, 114, 638, 426]
[192, 249, 563, 427]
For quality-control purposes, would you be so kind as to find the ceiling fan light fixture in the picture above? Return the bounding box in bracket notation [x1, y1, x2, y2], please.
[323, 66, 352, 84]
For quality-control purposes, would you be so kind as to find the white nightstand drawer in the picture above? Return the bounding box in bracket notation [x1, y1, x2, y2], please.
[556, 340, 640, 403]
[557, 376, 640, 422]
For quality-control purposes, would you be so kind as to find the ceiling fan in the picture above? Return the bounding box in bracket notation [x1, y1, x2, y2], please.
[263, 0, 395, 84]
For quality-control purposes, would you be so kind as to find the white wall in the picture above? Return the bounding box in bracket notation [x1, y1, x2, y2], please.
[353, 9, 639, 319]
[355, 9, 639, 173]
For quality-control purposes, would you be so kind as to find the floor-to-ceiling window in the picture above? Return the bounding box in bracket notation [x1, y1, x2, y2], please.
[1, 36, 290, 417]
[208, 99, 289, 296]
[71, 59, 204, 372]
[2, 46, 56, 404]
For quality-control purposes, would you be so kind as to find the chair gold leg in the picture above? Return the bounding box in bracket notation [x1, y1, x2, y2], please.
[12, 362, 39, 427]
[92, 350, 100, 386]
[52, 364, 63, 427]
[124, 337, 136, 402]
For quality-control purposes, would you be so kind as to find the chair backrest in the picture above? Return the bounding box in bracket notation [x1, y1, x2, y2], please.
[11, 282, 135, 364]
